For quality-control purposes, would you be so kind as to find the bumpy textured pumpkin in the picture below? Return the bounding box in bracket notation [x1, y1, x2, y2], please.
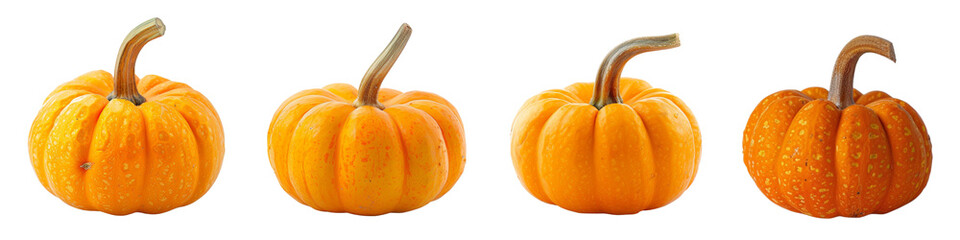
[267, 24, 465, 216]
[28, 18, 224, 215]
[511, 34, 701, 214]
[743, 35, 931, 218]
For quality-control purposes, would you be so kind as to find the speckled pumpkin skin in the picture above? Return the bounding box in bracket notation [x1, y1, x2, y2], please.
[743, 87, 931, 218]
[267, 83, 465, 216]
[511, 78, 701, 214]
[28, 70, 224, 215]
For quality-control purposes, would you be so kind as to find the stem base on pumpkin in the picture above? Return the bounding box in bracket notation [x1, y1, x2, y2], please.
[826, 35, 896, 109]
[589, 34, 680, 109]
[107, 18, 165, 106]
[355, 23, 412, 109]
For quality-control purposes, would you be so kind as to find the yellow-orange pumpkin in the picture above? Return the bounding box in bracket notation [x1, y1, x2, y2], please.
[28, 18, 224, 215]
[511, 34, 701, 214]
[267, 24, 465, 216]
[743, 35, 931, 218]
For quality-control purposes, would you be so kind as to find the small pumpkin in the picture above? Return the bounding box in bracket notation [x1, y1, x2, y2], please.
[510, 34, 701, 214]
[267, 24, 465, 216]
[28, 18, 225, 215]
[742, 35, 931, 218]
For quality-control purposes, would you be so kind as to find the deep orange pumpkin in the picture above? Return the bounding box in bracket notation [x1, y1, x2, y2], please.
[743, 35, 931, 218]
[511, 34, 701, 214]
[28, 18, 224, 215]
[267, 24, 465, 216]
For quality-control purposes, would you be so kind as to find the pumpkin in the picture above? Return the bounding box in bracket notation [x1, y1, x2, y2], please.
[267, 23, 465, 216]
[28, 18, 225, 215]
[510, 34, 701, 214]
[743, 35, 931, 218]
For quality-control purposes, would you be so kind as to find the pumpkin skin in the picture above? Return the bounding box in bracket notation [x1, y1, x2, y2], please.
[742, 36, 931, 218]
[28, 18, 224, 215]
[29, 70, 224, 215]
[511, 34, 701, 214]
[267, 24, 465, 216]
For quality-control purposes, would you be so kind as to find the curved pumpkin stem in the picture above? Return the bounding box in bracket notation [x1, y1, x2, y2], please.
[107, 17, 165, 106]
[589, 34, 680, 109]
[827, 35, 896, 109]
[355, 23, 412, 109]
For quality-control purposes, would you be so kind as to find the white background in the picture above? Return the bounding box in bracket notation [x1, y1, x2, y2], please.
[1, 0, 957, 239]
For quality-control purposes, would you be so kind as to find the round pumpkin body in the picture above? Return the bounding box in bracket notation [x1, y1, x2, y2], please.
[512, 77, 700, 214]
[29, 70, 225, 215]
[267, 84, 465, 216]
[742, 36, 931, 218]
[28, 18, 224, 215]
[743, 87, 930, 218]
[267, 24, 465, 216]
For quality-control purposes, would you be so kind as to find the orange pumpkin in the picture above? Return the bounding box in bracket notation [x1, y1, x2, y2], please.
[267, 23, 465, 216]
[510, 34, 701, 214]
[28, 18, 224, 215]
[743, 35, 931, 218]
